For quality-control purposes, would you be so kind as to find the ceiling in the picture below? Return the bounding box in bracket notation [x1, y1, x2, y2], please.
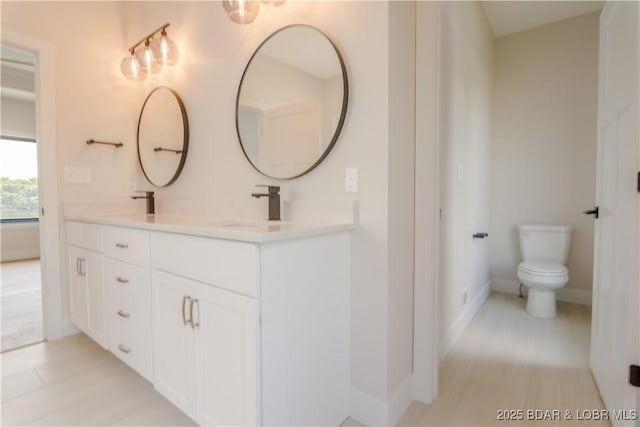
[482, 1, 604, 37]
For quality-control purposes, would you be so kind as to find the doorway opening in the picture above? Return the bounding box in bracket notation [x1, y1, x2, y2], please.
[0, 44, 44, 352]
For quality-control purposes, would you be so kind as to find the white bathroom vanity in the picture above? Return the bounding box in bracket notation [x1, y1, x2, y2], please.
[64, 214, 352, 426]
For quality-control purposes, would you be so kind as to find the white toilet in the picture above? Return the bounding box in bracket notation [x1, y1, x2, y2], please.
[517, 224, 572, 318]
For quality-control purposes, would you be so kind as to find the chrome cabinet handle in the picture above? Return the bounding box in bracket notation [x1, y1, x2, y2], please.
[118, 344, 131, 354]
[182, 295, 191, 326]
[80, 258, 86, 277]
[115, 243, 128, 249]
[116, 276, 129, 284]
[76, 257, 81, 275]
[190, 298, 200, 329]
[117, 310, 130, 319]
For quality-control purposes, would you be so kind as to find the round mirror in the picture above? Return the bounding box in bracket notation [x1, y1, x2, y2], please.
[236, 25, 348, 179]
[137, 87, 189, 187]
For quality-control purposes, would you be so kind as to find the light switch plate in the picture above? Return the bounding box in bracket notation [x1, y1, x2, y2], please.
[345, 168, 358, 193]
[64, 166, 91, 184]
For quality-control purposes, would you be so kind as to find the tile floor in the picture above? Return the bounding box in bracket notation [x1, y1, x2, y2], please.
[1, 292, 607, 426]
[398, 293, 608, 426]
[1, 259, 43, 352]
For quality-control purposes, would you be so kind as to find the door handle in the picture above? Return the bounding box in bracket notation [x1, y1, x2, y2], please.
[79, 258, 86, 277]
[182, 295, 191, 326]
[189, 298, 200, 329]
[583, 206, 599, 219]
[473, 233, 488, 239]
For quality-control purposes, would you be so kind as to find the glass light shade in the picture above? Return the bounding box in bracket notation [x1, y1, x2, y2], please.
[223, 0, 260, 24]
[136, 42, 163, 74]
[150, 32, 179, 66]
[120, 53, 147, 80]
[261, 0, 285, 5]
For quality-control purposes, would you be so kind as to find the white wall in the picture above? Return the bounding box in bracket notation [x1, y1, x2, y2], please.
[386, 0, 415, 418]
[2, 2, 417, 424]
[438, 1, 494, 357]
[490, 12, 599, 295]
[1, 223, 40, 262]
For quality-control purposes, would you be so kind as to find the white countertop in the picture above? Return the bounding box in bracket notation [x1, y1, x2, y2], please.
[64, 213, 354, 243]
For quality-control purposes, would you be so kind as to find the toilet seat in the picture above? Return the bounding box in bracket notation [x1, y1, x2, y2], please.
[517, 261, 569, 288]
[518, 261, 567, 277]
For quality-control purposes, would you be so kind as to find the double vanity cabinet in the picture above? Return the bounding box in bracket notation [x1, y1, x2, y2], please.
[65, 215, 352, 426]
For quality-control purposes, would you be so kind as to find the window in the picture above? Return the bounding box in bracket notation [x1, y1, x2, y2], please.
[0, 136, 38, 222]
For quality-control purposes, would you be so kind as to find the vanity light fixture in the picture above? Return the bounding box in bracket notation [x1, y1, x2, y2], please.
[120, 23, 179, 81]
[222, 0, 285, 25]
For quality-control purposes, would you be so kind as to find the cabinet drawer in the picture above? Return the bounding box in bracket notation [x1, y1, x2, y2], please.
[103, 226, 149, 267]
[108, 314, 153, 382]
[67, 221, 102, 252]
[150, 232, 258, 297]
[104, 258, 152, 381]
[104, 258, 150, 318]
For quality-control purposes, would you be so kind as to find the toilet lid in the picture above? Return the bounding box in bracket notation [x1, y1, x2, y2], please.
[518, 261, 568, 276]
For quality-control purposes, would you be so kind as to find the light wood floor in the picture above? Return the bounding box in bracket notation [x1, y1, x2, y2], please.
[1, 259, 44, 352]
[398, 292, 607, 426]
[1, 333, 196, 426]
[1, 292, 605, 426]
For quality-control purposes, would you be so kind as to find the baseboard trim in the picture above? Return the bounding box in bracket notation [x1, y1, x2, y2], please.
[440, 281, 491, 360]
[1, 249, 40, 263]
[61, 319, 79, 337]
[349, 375, 413, 426]
[491, 278, 592, 306]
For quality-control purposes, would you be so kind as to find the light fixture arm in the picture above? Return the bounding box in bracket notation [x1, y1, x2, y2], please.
[128, 23, 171, 53]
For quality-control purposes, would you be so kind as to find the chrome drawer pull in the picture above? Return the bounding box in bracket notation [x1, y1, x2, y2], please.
[182, 295, 191, 326]
[117, 310, 130, 319]
[190, 298, 200, 329]
[116, 276, 129, 284]
[115, 243, 128, 249]
[118, 344, 131, 354]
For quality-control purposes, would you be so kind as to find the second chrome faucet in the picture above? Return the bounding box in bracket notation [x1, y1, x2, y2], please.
[251, 185, 280, 221]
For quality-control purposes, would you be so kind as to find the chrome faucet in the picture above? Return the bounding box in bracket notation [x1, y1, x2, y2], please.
[131, 191, 155, 214]
[251, 185, 280, 221]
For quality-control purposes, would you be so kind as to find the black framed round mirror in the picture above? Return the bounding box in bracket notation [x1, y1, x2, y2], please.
[137, 86, 189, 187]
[236, 25, 348, 179]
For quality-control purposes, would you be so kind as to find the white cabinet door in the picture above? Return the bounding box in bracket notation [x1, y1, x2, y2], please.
[152, 270, 258, 426]
[152, 271, 197, 419]
[196, 284, 257, 426]
[68, 246, 104, 346]
[68, 246, 88, 333]
[84, 249, 105, 346]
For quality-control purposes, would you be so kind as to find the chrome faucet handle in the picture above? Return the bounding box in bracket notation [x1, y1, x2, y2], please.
[131, 191, 155, 214]
[252, 185, 281, 221]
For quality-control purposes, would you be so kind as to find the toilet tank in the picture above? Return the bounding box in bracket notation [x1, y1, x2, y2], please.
[518, 224, 573, 264]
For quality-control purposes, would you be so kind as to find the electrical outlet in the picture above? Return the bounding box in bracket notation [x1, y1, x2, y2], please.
[64, 166, 91, 184]
[345, 168, 358, 193]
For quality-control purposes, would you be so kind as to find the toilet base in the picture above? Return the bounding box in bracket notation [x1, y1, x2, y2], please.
[526, 288, 557, 318]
